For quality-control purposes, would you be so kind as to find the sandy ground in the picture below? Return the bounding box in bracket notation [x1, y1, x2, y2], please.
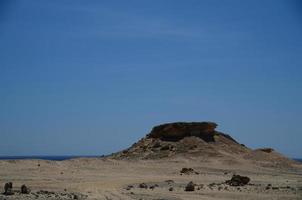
[0, 157, 301, 200]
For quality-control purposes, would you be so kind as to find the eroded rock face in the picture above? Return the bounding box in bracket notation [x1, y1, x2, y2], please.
[147, 122, 218, 142]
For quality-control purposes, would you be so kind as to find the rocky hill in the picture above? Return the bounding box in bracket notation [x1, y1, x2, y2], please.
[110, 122, 298, 168]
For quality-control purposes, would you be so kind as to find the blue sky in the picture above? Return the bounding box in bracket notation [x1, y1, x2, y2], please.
[0, 0, 301, 157]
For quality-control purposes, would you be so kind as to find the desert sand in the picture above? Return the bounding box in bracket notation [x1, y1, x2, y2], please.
[0, 122, 301, 200]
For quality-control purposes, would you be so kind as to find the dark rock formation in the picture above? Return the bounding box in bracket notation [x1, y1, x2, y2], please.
[185, 181, 195, 191]
[225, 175, 250, 186]
[147, 122, 218, 142]
[3, 182, 14, 195]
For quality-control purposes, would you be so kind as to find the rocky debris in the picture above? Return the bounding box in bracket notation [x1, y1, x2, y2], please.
[3, 182, 14, 195]
[21, 184, 30, 194]
[0, 189, 87, 199]
[180, 167, 199, 175]
[258, 148, 274, 153]
[225, 175, 250, 186]
[184, 181, 195, 191]
[169, 187, 174, 191]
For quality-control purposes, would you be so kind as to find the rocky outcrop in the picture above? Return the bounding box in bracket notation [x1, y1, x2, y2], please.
[147, 122, 218, 142]
[109, 121, 246, 160]
[109, 121, 298, 168]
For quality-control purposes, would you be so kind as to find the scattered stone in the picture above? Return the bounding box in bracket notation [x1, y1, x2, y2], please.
[21, 184, 30, 194]
[180, 167, 199, 175]
[169, 187, 174, 191]
[208, 183, 216, 187]
[126, 185, 133, 190]
[185, 181, 195, 191]
[165, 180, 174, 184]
[138, 183, 148, 189]
[225, 175, 250, 186]
[3, 182, 14, 195]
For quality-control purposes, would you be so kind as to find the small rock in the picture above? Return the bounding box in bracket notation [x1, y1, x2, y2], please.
[225, 175, 250, 186]
[180, 168, 199, 175]
[3, 182, 14, 195]
[21, 184, 31, 194]
[165, 180, 174, 184]
[138, 183, 148, 189]
[185, 181, 195, 191]
[126, 185, 133, 190]
[169, 187, 174, 191]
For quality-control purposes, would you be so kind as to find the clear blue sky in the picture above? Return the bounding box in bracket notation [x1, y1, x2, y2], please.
[0, 0, 301, 158]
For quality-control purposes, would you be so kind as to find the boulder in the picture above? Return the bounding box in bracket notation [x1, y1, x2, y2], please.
[3, 182, 14, 195]
[225, 175, 250, 186]
[184, 181, 195, 191]
[138, 183, 148, 189]
[21, 184, 31, 194]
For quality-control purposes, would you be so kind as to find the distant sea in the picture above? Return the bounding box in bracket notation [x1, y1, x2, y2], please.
[294, 158, 302, 163]
[0, 156, 301, 162]
[0, 156, 100, 161]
